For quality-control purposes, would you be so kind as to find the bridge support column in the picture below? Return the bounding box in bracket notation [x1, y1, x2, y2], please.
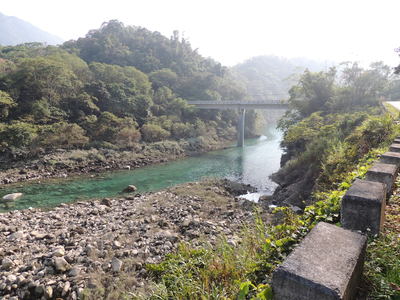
[237, 108, 246, 147]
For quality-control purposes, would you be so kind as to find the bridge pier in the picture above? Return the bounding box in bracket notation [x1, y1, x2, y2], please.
[237, 108, 246, 147]
[186, 100, 288, 148]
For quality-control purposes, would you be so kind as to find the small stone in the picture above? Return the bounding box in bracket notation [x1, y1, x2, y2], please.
[68, 267, 80, 277]
[44, 286, 53, 298]
[62, 281, 70, 296]
[54, 257, 71, 272]
[123, 185, 137, 193]
[113, 240, 122, 248]
[52, 247, 65, 257]
[30, 231, 46, 239]
[2, 257, 14, 269]
[7, 274, 17, 283]
[35, 284, 45, 295]
[111, 257, 123, 272]
[100, 198, 112, 207]
[7, 231, 24, 241]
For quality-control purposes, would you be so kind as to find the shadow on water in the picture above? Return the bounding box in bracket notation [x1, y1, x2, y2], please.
[0, 123, 283, 212]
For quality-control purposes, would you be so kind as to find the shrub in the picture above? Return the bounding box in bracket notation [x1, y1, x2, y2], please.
[116, 127, 141, 147]
[141, 124, 170, 142]
[39, 122, 89, 149]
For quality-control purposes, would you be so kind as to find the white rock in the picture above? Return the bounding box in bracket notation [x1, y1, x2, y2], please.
[44, 286, 53, 298]
[7, 274, 17, 283]
[2, 193, 23, 202]
[52, 247, 65, 257]
[113, 240, 122, 248]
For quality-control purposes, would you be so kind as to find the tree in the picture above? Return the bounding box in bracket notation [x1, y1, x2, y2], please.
[0, 91, 16, 120]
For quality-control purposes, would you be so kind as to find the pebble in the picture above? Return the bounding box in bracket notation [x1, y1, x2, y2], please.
[54, 257, 71, 272]
[52, 247, 65, 257]
[2, 258, 13, 269]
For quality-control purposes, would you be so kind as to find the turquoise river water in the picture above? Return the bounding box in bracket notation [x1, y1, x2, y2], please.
[0, 123, 283, 212]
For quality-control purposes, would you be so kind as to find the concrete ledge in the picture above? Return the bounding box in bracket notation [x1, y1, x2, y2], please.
[379, 151, 400, 166]
[341, 179, 386, 235]
[272, 222, 367, 300]
[365, 162, 397, 199]
[389, 143, 400, 153]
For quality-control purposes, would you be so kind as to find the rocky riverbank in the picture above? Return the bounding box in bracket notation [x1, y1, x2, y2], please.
[0, 138, 232, 185]
[0, 180, 261, 299]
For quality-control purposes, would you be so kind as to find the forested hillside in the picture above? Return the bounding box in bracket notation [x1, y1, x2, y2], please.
[233, 55, 327, 101]
[0, 12, 63, 46]
[0, 20, 261, 159]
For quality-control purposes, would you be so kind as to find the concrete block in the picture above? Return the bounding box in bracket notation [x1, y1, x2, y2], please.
[380, 151, 400, 166]
[272, 222, 367, 300]
[389, 143, 400, 153]
[341, 179, 386, 235]
[365, 162, 397, 198]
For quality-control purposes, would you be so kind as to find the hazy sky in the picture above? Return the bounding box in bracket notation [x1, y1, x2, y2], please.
[1, 0, 399, 67]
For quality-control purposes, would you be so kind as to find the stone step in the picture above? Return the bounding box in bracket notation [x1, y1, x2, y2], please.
[272, 222, 367, 300]
[394, 138, 400, 143]
[365, 162, 397, 200]
[389, 143, 400, 153]
[341, 179, 386, 235]
[379, 151, 400, 166]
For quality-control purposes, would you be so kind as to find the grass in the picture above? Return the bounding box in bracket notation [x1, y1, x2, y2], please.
[145, 225, 268, 300]
[382, 102, 400, 119]
[363, 178, 400, 299]
[140, 149, 385, 300]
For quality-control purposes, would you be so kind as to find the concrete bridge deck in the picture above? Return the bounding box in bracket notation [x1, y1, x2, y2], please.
[187, 100, 288, 110]
[187, 100, 288, 147]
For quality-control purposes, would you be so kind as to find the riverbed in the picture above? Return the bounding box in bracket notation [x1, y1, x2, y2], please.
[0, 124, 283, 212]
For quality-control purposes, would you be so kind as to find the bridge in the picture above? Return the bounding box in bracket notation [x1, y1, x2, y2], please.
[187, 100, 288, 147]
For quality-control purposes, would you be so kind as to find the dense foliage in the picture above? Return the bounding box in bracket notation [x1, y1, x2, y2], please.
[0, 20, 261, 159]
[272, 63, 399, 207]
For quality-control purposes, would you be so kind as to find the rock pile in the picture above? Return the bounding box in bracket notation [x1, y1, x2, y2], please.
[0, 181, 257, 299]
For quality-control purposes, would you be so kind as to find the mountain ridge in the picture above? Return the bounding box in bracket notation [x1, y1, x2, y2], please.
[0, 12, 63, 46]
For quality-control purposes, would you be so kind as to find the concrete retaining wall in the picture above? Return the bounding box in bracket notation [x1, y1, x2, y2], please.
[272, 137, 399, 299]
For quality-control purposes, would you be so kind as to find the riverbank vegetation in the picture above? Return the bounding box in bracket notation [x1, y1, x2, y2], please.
[80, 65, 400, 299]
[0, 20, 263, 163]
[272, 62, 400, 207]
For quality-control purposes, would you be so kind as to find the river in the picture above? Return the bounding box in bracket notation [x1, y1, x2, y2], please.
[0, 122, 283, 212]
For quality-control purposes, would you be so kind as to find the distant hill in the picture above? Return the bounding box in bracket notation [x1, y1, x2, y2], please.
[0, 12, 63, 46]
[233, 56, 333, 101]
